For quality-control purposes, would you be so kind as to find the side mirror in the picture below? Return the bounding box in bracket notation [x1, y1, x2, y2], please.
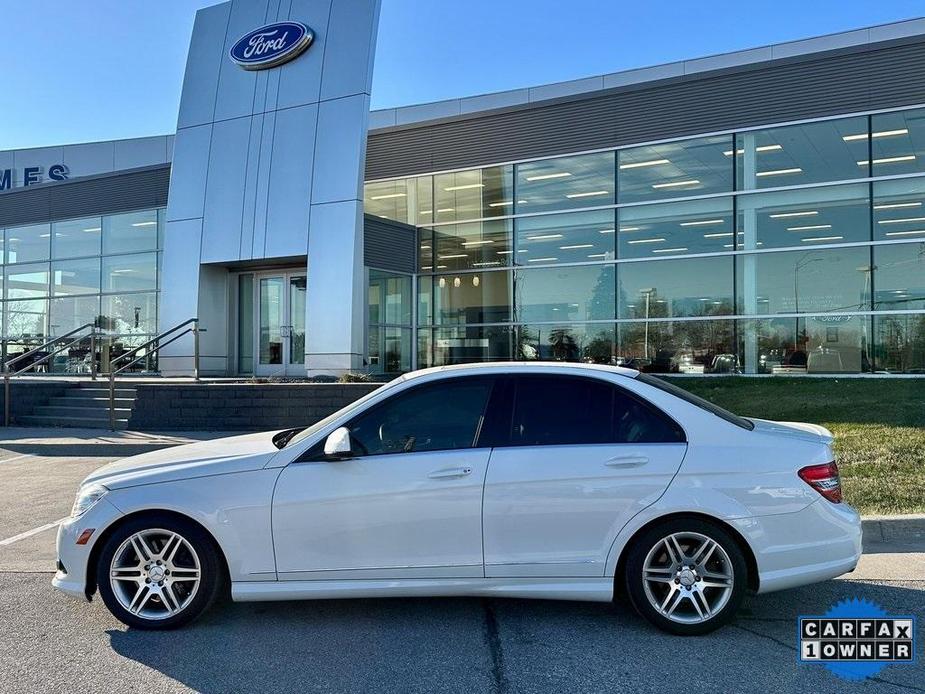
[323, 426, 353, 459]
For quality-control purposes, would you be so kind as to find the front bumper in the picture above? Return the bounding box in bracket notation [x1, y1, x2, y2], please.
[52, 496, 124, 600]
[732, 498, 862, 594]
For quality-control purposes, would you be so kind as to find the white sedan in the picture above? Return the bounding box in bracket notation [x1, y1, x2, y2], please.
[54, 363, 861, 635]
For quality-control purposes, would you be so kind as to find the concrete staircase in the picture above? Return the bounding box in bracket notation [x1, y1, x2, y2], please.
[17, 382, 137, 429]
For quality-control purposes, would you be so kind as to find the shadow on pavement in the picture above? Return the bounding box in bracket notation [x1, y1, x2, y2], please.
[106, 581, 924, 694]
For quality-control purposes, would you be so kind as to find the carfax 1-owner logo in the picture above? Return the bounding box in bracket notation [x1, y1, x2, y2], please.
[799, 598, 917, 681]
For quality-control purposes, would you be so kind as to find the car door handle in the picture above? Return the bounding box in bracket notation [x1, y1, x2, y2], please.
[605, 455, 649, 468]
[428, 467, 473, 479]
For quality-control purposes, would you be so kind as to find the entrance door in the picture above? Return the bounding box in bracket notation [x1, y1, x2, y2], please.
[255, 273, 306, 376]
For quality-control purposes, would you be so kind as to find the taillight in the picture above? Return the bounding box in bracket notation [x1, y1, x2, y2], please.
[798, 461, 842, 503]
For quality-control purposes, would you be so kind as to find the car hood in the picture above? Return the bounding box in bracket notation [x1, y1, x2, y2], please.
[82, 432, 282, 490]
[748, 418, 834, 444]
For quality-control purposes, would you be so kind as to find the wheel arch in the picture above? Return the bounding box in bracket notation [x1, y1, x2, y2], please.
[612, 511, 759, 598]
[85, 509, 230, 600]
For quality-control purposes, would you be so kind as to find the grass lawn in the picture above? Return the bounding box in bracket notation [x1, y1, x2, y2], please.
[663, 377, 925, 516]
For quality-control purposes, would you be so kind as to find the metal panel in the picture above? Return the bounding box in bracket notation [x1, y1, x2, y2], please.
[363, 215, 416, 274]
[0, 166, 170, 228]
[365, 41, 925, 180]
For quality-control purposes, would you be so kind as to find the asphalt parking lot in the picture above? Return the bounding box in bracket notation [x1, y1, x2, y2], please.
[0, 429, 923, 694]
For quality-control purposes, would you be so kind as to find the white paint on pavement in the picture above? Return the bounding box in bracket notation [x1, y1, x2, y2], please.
[0, 517, 69, 546]
[0, 453, 32, 464]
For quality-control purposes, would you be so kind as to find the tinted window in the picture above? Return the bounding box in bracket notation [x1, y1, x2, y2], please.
[507, 376, 683, 446]
[348, 378, 493, 456]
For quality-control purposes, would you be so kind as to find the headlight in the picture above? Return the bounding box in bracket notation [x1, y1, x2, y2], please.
[71, 484, 108, 517]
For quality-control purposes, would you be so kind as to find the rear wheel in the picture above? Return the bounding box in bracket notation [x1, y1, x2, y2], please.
[625, 518, 747, 635]
[96, 515, 223, 630]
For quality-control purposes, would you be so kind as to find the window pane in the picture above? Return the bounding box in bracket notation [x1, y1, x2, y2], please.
[100, 292, 157, 334]
[5, 298, 48, 338]
[618, 256, 733, 319]
[102, 252, 157, 292]
[420, 325, 514, 367]
[51, 257, 100, 296]
[873, 178, 925, 241]
[738, 316, 868, 374]
[367, 325, 411, 374]
[422, 271, 511, 325]
[5, 224, 50, 264]
[736, 117, 869, 189]
[618, 197, 733, 258]
[870, 108, 925, 177]
[431, 219, 511, 272]
[873, 315, 925, 374]
[616, 320, 735, 373]
[348, 378, 492, 455]
[50, 295, 100, 334]
[368, 270, 412, 325]
[873, 242, 925, 311]
[515, 210, 614, 265]
[418, 227, 433, 271]
[103, 210, 159, 254]
[434, 166, 513, 223]
[517, 323, 616, 363]
[618, 135, 732, 203]
[736, 184, 869, 250]
[515, 265, 614, 322]
[238, 274, 254, 374]
[364, 176, 433, 225]
[735, 247, 870, 315]
[517, 152, 614, 214]
[511, 376, 615, 446]
[5, 263, 49, 299]
[52, 216, 102, 259]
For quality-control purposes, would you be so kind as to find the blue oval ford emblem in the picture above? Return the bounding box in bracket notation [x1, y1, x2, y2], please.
[229, 21, 314, 70]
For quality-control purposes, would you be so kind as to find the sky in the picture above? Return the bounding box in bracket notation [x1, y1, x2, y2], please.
[1, 0, 924, 150]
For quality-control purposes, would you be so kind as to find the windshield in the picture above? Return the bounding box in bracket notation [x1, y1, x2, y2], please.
[635, 373, 755, 431]
[277, 382, 392, 449]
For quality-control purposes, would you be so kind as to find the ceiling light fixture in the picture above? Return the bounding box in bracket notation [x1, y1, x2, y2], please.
[652, 247, 688, 253]
[525, 172, 572, 181]
[559, 244, 594, 250]
[368, 192, 407, 200]
[679, 219, 724, 227]
[756, 168, 802, 177]
[723, 144, 783, 156]
[443, 183, 485, 191]
[527, 257, 558, 263]
[628, 237, 666, 244]
[488, 201, 513, 207]
[769, 211, 818, 219]
[565, 190, 610, 199]
[800, 236, 843, 242]
[461, 240, 494, 246]
[857, 155, 916, 166]
[877, 217, 925, 225]
[619, 158, 670, 170]
[884, 229, 925, 237]
[842, 128, 909, 141]
[652, 180, 700, 189]
[526, 234, 564, 241]
[703, 232, 734, 238]
[787, 224, 832, 231]
[874, 202, 922, 210]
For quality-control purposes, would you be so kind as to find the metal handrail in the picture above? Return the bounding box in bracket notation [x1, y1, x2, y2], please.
[3, 323, 99, 426]
[108, 318, 201, 430]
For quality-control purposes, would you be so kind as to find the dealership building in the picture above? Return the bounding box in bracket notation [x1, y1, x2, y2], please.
[1, 8, 924, 378]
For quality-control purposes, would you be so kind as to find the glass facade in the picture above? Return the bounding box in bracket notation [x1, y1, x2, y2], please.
[1, 208, 163, 373]
[366, 106, 925, 375]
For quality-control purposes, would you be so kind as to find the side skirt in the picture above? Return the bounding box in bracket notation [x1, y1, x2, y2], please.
[232, 577, 614, 603]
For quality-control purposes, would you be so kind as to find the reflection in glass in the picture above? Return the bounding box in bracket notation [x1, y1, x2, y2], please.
[368, 270, 412, 325]
[434, 166, 513, 223]
[5, 298, 48, 339]
[102, 252, 157, 292]
[616, 320, 735, 374]
[421, 271, 511, 325]
[431, 219, 512, 271]
[237, 274, 254, 374]
[50, 295, 100, 335]
[873, 178, 925, 241]
[618, 197, 734, 258]
[259, 277, 283, 366]
[52, 217, 102, 259]
[517, 152, 614, 214]
[51, 258, 100, 296]
[738, 316, 867, 374]
[5, 263, 49, 299]
[420, 325, 514, 367]
[515, 210, 614, 265]
[4, 224, 50, 264]
[873, 243, 925, 311]
[518, 323, 616, 363]
[100, 293, 157, 335]
[618, 135, 732, 203]
[367, 325, 411, 374]
[289, 275, 306, 365]
[515, 265, 614, 322]
[736, 184, 869, 250]
[103, 210, 159, 255]
[363, 176, 433, 225]
[735, 247, 870, 315]
[618, 256, 734, 319]
[870, 108, 925, 178]
[872, 315, 925, 373]
[736, 117, 869, 189]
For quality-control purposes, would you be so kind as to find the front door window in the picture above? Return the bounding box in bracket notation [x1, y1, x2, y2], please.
[251, 272, 307, 376]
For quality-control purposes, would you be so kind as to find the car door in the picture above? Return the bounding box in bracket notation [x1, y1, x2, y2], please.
[482, 374, 688, 578]
[272, 376, 496, 580]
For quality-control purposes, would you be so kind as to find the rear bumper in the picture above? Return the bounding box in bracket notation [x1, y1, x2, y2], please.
[52, 497, 123, 600]
[732, 499, 862, 594]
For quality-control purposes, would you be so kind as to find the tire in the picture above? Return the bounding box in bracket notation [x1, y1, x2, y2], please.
[624, 517, 747, 636]
[96, 514, 224, 630]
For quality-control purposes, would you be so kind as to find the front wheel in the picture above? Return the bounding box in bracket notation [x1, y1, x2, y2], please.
[96, 515, 224, 630]
[624, 518, 747, 635]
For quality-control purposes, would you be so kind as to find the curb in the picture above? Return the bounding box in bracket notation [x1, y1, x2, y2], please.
[861, 515, 925, 545]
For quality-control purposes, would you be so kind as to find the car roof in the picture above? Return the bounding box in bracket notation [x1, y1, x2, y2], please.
[397, 361, 640, 384]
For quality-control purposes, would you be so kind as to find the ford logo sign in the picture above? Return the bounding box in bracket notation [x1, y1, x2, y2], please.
[229, 21, 314, 70]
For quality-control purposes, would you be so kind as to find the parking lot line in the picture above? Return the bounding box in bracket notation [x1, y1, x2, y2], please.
[0, 453, 32, 464]
[0, 518, 69, 547]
